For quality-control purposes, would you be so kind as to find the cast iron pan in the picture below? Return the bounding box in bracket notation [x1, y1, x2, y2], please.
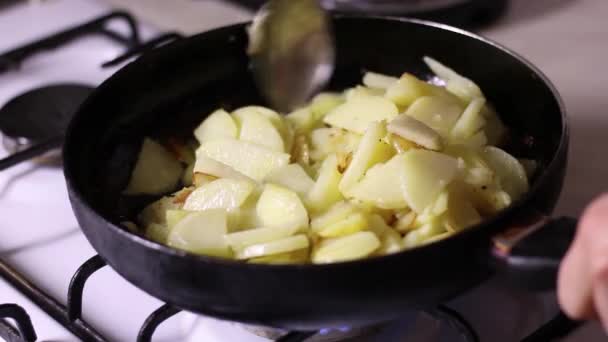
[63, 17, 575, 331]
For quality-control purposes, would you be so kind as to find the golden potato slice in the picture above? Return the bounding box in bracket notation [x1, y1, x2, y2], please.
[198, 139, 290, 182]
[482, 146, 529, 200]
[183, 178, 256, 211]
[257, 184, 309, 232]
[323, 95, 398, 134]
[307, 154, 344, 213]
[312, 231, 381, 264]
[124, 138, 183, 195]
[193, 109, 238, 144]
[167, 209, 232, 258]
[236, 235, 309, 260]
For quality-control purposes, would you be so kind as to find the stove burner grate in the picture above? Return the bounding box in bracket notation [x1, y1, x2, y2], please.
[0, 252, 582, 342]
[0, 11, 182, 172]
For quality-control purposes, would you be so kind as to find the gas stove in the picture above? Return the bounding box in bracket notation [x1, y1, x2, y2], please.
[0, 1, 603, 341]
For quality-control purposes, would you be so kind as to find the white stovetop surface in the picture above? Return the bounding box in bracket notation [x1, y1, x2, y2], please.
[0, 0, 606, 341]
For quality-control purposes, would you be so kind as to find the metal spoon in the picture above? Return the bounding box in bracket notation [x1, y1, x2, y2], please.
[248, 0, 335, 112]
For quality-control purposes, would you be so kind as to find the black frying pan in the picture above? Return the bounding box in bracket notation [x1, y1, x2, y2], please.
[62, 17, 575, 331]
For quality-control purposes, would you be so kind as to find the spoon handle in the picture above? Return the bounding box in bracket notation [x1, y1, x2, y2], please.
[0, 136, 63, 171]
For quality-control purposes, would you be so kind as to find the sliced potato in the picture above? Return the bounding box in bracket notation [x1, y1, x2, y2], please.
[139, 195, 181, 227]
[482, 105, 507, 146]
[463, 130, 488, 149]
[257, 184, 309, 231]
[286, 107, 314, 134]
[443, 145, 490, 169]
[394, 210, 417, 232]
[368, 214, 402, 255]
[310, 93, 344, 122]
[482, 146, 529, 200]
[339, 121, 394, 194]
[228, 193, 264, 231]
[291, 134, 311, 166]
[445, 189, 481, 232]
[363, 71, 398, 89]
[423, 56, 483, 102]
[198, 139, 290, 182]
[235, 106, 294, 152]
[345, 86, 385, 99]
[167, 209, 232, 258]
[387, 134, 418, 154]
[265, 164, 314, 196]
[226, 226, 296, 251]
[397, 150, 459, 213]
[348, 157, 409, 209]
[422, 231, 455, 245]
[310, 201, 357, 232]
[413, 205, 438, 227]
[248, 249, 309, 264]
[451, 97, 486, 139]
[193, 109, 238, 144]
[323, 95, 398, 134]
[166, 209, 193, 229]
[402, 219, 445, 249]
[183, 178, 256, 211]
[385, 73, 435, 108]
[233, 106, 288, 143]
[312, 231, 380, 264]
[309, 127, 361, 162]
[317, 211, 368, 238]
[466, 182, 512, 215]
[132, 57, 529, 263]
[234, 109, 285, 152]
[432, 191, 449, 215]
[378, 228, 403, 255]
[388, 114, 442, 150]
[236, 234, 309, 259]
[307, 154, 344, 213]
[464, 167, 494, 187]
[124, 138, 183, 195]
[193, 153, 253, 182]
[146, 223, 170, 244]
[405, 96, 464, 138]
[192, 172, 217, 188]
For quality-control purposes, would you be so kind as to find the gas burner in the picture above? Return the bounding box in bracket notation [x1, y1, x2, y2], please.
[0, 83, 94, 162]
[0, 11, 182, 172]
[0, 252, 580, 342]
[221, 306, 480, 342]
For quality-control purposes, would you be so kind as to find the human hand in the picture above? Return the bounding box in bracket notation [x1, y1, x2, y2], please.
[558, 194, 608, 329]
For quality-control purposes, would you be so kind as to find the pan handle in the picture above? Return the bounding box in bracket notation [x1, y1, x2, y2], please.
[490, 215, 577, 290]
[490, 216, 583, 340]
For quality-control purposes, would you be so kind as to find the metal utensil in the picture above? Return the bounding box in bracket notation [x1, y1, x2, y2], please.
[248, 0, 335, 112]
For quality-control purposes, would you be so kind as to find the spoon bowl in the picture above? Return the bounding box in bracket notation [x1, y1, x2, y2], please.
[248, 0, 335, 112]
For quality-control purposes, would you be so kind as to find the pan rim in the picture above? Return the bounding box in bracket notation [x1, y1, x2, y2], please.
[63, 15, 568, 271]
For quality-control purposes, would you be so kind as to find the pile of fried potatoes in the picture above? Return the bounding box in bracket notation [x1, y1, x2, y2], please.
[124, 57, 534, 264]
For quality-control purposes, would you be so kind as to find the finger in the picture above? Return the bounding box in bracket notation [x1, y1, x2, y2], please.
[558, 194, 608, 319]
[558, 234, 595, 319]
[593, 275, 608, 331]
